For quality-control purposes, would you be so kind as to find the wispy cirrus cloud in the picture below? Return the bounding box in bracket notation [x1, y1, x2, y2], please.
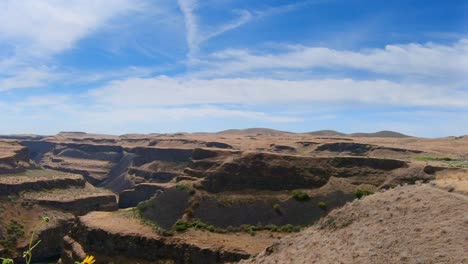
[193, 38, 468, 79]
[178, 0, 253, 60]
[88, 76, 468, 108]
[177, 0, 314, 60]
[0, 67, 53, 92]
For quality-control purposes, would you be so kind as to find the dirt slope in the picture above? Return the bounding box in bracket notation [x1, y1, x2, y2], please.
[242, 185, 468, 264]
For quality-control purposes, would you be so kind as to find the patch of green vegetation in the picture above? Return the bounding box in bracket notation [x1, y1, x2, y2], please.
[318, 201, 327, 210]
[0, 220, 25, 253]
[416, 156, 454, 162]
[185, 208, 194, 218]
[292, 190, 310, 201]
[172, 220, 219, 233]
[276, 224, 301, 233]
[132, 208, 173, 236]
[171, 219, 302, 235]
[1, 169, 70, 178]
[173, 220, 192, 232]
[354, 189, 374, 199]
[7, 196, 16, 203]
[416, 156, 468, 168]
[136, 201, 149, 214]
[273, 203, 281, 213]
[175, 184, 188, 191]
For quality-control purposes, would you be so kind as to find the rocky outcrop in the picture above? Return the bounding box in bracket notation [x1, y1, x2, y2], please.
[314, 142, 423, 156]
[270, 144, 296, 153]
[0, 170, 85, 194]
[194, 191, 354, 228]
[63, 211, 251, 264]
[127, 168, 178, 183]
[20, 216, 74, 262]
[26, 194, 117, 215]
[205, 142, 233, 149]
[315, 142, 372, 155]
[139, 187, 191, 229]
[201, 152, 408, 192]
[61, 235, 86, 264]
[119, 183, 167, 208]
[21, 140, 55, 163]
[129, 147, 193, 166]
[0, 141, 34, 174]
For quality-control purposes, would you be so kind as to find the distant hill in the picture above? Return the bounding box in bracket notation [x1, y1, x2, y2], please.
[216, 128, 293, 136]
[216, 129, 410, 138]
[304, 130, 347, 137]
[349, 130, 411, 138]
[304, 130, 411, 138]
[0, 134, 47, 141]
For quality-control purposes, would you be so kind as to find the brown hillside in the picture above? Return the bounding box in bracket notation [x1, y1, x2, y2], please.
[242, 185, 468, 264]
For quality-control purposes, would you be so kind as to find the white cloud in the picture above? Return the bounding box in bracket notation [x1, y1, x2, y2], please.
[204, 10, 252, 43]
[0, 0, 143, 92]
[89, 76, 468, 108]
[177, 0, 254, 60]
[0, 67, 53, 91]
[0, 0, 141, 56]
[177, 0, 201, 59]
[76, 106, 302, 125]
[195, 39, 468, 79]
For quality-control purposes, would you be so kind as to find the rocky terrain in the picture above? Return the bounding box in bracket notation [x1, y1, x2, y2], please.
[0, 129, 467, 263]
[241, 185, 468, 264]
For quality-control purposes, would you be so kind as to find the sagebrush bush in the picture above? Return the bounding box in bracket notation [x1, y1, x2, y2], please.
[318, 201, 327, 210]
[292, 190, 310, 201]
[273, 203, 281, 213]
[354, 189, 374, 199]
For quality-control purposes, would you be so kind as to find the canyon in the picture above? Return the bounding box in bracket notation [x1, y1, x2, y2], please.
[0, 129, 467, 263]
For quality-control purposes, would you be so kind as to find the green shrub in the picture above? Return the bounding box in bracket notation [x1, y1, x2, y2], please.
[7, 195, 15, 203]
[1, 216, 50, 264]
[185, 208, 194, 218]
[176, 184, 188, 191]
[273, 203, 281, 213]
[173, 220, 192, 232]
[0, 221, 25, 250]
[354, 189, 374, 199]
[136, 202, 149, 214]
[292, 190, 310, 201]
[207, 225, 216, 232]
[318, 201, 327, 210]
[416, 156, 453, 162]
[277, 224, 301, 233]
[192, 220, 208, 229]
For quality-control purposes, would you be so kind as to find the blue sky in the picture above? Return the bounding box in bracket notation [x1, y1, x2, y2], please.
[0, 0, 466, 137]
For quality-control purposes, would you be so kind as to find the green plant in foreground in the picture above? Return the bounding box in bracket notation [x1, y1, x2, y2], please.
[23, 216, 50, 264]
[354, 189, 374, 199]
[0, 216, 96, 264]
[1, 216, 49, 264]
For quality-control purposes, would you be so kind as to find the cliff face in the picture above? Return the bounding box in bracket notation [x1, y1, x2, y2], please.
[200, 152, 409, 192]
[62, 211, 253, 264]
[20, 139, 195, 192]
[0, 141, 34, 174]
[1, 133, 465, 263]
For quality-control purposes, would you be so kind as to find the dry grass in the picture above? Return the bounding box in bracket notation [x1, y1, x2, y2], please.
[433, 170, 468, 194]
